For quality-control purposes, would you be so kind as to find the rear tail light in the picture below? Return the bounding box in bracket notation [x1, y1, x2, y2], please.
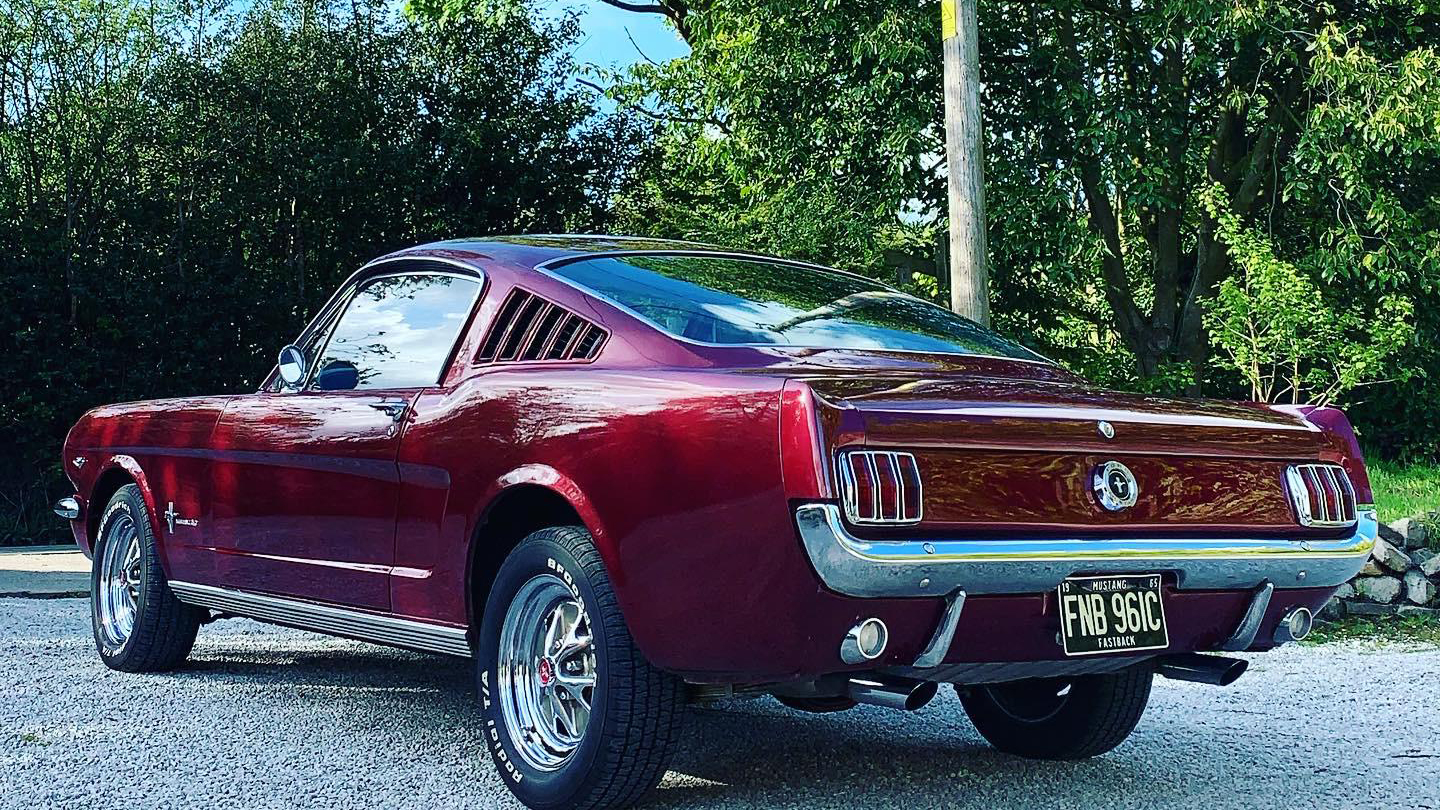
[837, 450, 922, 525]
[1284, 464, 1357, 527]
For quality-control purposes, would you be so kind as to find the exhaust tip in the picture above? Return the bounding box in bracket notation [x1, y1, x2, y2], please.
[1157, 653, 1249, 687]
[1273, 606, 1314, 644]
[846, 674, 938, 711]
[902, 680, 939, 711]
[840, 618, 889, 664]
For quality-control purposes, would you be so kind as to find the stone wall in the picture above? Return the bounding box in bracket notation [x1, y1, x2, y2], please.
[1323, 513, 1440, 620]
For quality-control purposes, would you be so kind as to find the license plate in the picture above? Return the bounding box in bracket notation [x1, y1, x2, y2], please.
[1057, 574, 1169, 656]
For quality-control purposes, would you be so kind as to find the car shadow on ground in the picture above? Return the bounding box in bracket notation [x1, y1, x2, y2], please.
[170, 634, 1297, 810]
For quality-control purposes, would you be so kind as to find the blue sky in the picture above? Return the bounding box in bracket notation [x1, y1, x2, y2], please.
[561, 0, 689, 69]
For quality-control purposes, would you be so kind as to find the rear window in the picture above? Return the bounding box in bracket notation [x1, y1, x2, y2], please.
[548, 254, 1045, 361]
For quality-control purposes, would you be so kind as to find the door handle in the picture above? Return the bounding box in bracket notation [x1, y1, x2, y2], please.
[368, 402, 408, 421]
[369, 402, 409, 436]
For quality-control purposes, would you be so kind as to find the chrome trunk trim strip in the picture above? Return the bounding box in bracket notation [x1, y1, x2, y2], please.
[795, 504, 1377, 598]
[167, 581, 471, 658]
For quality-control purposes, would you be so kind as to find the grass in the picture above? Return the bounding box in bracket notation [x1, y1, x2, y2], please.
[1305, 614, 1440, 646]
[1366, 456, 1440, 525]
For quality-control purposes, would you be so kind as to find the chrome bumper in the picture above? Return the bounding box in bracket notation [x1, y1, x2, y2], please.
[796, 503, 1377, 598]
[53, 497, 80, 520]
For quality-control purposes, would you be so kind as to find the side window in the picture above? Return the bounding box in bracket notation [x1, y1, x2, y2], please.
[311, 273, 481, 390]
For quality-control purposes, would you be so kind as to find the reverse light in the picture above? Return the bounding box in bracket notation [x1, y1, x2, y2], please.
[1284, 463, 1357, 528]
[837, 450, 922, 525]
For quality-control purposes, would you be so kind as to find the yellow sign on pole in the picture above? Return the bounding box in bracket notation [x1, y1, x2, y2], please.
[941, 0, 957, 40]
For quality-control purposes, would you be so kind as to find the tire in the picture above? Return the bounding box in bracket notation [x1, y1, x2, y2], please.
[957, 664, 1153, 759]
[90, 484, 203, 672]
[476, 526, 685, 810]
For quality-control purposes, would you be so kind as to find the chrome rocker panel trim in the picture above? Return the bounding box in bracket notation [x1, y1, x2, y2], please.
[168, 581, 471, 658]
[796, 504, 1378, 598]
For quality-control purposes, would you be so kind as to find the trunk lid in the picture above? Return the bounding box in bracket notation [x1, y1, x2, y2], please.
[801, 367, 1325, 536]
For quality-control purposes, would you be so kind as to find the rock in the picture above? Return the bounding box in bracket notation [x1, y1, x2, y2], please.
[1332, 581, 1356, 600]
[1412, 547, 1436, 570]
[1387, 518, 1429, 549]
[1319, 597, 1346, 621]
[1371, 538, 1412, 574]
[1397, 605, 1440, 619]
[1359, 560, 1384, 576]
[1353, 576, 1402, 603]
[1378, 521, 1405, 545]
[1404, 569, 1437, 606]
[1423, 553, 1440, 579]
[1347, 602, 1399, 617]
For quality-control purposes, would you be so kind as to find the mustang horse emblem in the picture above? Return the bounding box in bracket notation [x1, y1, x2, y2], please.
[1092, 460, 1139, 511]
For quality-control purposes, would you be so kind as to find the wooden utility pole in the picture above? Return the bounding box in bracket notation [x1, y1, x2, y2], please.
[941, 0, 989, 325]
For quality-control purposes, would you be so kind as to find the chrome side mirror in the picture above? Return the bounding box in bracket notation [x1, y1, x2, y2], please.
[277, 344, 307, 388]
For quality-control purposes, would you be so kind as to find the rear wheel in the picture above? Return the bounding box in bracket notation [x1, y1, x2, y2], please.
[957, 664, 1153, 759]
[476, 526, 685, 810]
[90, 484, 202, 672]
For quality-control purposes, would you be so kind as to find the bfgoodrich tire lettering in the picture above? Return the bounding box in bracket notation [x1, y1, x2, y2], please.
[477, 526, 685, 810]
[90, 484, 202, 672]
[958, 664, 1153, 759]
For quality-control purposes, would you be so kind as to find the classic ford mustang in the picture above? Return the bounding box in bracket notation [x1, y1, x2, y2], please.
[57, 236, 1376, 809]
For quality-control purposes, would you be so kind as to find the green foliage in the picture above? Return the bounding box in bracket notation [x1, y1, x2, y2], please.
[0, 0, 647, 543]
[1367, 458, 1440, 525]
[410, 0, 1440, 461]
[1201, 185, 1415, 406]
[1305, 612, 1440, 646]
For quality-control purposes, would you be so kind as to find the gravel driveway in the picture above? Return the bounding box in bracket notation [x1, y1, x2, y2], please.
[3, 597, 1436, 810]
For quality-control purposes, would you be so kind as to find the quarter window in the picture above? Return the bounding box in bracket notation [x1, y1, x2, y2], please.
[312, 273, 481, 389]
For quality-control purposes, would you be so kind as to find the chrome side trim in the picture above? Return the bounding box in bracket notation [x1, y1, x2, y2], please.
[1218, 580, 1274, 651]
[912, 588, 966, 667]
[53, 497, 81, 520]
[167, 581, 471, 658]
[795, 504, 1378, 598]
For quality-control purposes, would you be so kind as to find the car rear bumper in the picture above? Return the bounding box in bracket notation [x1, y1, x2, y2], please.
[796, 503, 1377, 599]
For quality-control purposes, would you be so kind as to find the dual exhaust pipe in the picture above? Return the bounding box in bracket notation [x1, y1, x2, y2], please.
[838, 652, 1247, 713]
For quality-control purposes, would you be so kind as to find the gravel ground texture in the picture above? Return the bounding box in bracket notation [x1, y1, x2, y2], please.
[3, 597, 1437, 810]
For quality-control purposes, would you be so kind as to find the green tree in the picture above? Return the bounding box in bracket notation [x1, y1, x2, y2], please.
[416, 0, 1439, 457]
[0, 0, 648, 542]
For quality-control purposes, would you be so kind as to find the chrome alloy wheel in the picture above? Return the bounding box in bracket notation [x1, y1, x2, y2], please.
[497, 573, 598, 771]
[97, 512, 143, 649]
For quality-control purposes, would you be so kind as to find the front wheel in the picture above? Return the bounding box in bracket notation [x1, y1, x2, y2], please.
[90, 484, 202, 672]
[957, 664, 1153, 759]
[476, 526, 685, 810]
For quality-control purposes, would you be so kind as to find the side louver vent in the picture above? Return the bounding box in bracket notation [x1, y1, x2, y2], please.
[477, 288, 607, 363]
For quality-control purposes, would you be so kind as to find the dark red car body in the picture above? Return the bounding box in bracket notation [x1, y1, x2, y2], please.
[59, 236, 1377, 684]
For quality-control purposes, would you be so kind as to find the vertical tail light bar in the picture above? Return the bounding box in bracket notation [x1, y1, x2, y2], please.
[1285, 464, 1357, 527]
[837, 450, 923, 525]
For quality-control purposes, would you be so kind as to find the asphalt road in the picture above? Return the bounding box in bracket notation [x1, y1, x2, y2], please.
[3, 597, 1437, 810]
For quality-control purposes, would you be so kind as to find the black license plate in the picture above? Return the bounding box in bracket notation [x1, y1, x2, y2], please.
[1057, 574, 1169, 656]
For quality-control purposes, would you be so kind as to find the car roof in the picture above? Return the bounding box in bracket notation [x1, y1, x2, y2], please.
[388, 234, 746, 269]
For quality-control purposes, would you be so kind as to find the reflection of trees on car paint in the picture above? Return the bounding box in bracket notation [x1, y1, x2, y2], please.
[315, 275, 479, 389]
[553, 255, 1044, 361]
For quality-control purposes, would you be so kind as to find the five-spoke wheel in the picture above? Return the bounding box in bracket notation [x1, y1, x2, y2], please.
[477, 526, 684, 810]
[498, 575, 598, 771]
[89, 484, 201, 671]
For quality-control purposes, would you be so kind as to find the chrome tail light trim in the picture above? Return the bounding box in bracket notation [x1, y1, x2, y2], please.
[1285, 463, 1357, 528]
[836, 450, 923, 526]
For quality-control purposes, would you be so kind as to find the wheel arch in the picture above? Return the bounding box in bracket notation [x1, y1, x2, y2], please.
[87, 458, 152, 542]
[466, 466, 613, 637]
